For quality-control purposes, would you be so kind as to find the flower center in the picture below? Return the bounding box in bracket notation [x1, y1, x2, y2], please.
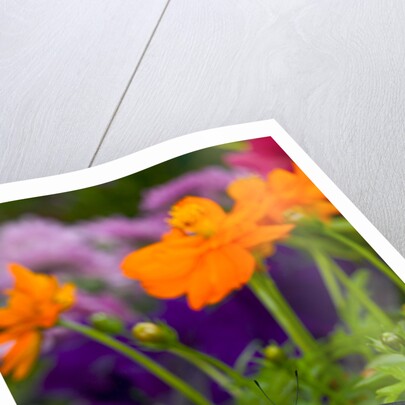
[167, 197, 226, 237]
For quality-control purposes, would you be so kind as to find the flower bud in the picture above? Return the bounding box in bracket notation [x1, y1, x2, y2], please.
[381, 332, 405, 351]
[263, 344, 286, 363]
[90, 313, 124, 335]
[132, 322, 177, 350]
[361, 368, 376, 378]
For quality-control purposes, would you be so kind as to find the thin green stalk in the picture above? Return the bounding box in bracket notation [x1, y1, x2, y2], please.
[328, 217, 357, 233]
[249, 271, 318, 354]
[325, 228, 405, 293]
[324, 258, 394, 329]
[311, 249, 345, 311]
[257, 356, 343, 401]
[234, 341, 260, 374]
[175, 343, 249, 388]
[170, 345, 242, 397]
[60, 319, 212, 405]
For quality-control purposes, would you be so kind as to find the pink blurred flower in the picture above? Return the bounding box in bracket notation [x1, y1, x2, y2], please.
[70, 290, 135, 321]
[76, 216, 167, 246]
[0, 217, 133, 289]
[140, 166, 235, 213]
[224, 137, 292, 176]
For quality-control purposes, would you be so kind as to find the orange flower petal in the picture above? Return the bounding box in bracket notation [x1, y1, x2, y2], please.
[312, 201, 340, 221]
[8, 263, 59, 301]
[187, 245, 256, 309]
[0, 308, 24, 328]
[236, 224, 294, 249]
[12, 332, 41, 381]
[121, 192, 296, 310]
[1, 265, 76, 381]
[220, 244, 256, 285]
[122, 239, 203, 282]
[1, 331, 41, 380]
[227, 177, 270, 222]
[267, 169, 299, 199]
[227, 176, 267, 201]
[187, 268, 213, 311]
[0, 331, 18, 344]
[54, 283, 76, 311]
[142, 277, 189, 299]
[205, 249, 239, 297]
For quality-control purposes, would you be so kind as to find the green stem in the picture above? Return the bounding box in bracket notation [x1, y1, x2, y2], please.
[324, 258, 394, 329]
[311, 249, 345, 311]
[257, 359, 343, 401]
[175, 343, 248, 388]
[170, 345, 242, 397]
[60, 319, 212, 405]
[325, 228, 405, 293]
[325, 335, 374, 361]
[234, 341, 260, 374]
[328, 217, 357, 233]
[249, 270, 318, 354]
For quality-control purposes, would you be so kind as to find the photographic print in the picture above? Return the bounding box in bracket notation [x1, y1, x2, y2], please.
[0, 122, 404, 405]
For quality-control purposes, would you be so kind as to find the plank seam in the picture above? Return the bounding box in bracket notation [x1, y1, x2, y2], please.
[88, 0, 172, 167]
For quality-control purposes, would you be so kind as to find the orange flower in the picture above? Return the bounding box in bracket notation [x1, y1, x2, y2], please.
[0, 264, 75, 380]
[228, 164, 339, 224]
[121, 196, 292, 310]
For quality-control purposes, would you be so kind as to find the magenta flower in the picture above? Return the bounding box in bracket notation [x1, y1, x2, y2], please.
[224, 137, 292, 175]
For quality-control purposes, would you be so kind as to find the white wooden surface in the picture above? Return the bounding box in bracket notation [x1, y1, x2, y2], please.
[0, 0, 168, 180]
[2, 0, 405, 256]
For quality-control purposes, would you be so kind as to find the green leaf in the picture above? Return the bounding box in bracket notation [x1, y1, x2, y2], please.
[377, 384, 405, 403]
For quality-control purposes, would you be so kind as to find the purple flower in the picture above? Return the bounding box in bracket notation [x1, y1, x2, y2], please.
[41, 337, 174, 405]
[0, 217, 142, 335]
[0, 217, 88, 274]
[140, 166, 236, 213]
[76, 216, 167, 247]
[42, 290, 139, 353]
[70, 290, 136, 322]
[0, 216, 131, 289]
[160, 245, 337, 363]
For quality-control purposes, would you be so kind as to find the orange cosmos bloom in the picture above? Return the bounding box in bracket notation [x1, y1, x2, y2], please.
[121, 196, 293, 310]
[228, 164, 339, 224]
[0, 263, 75, 380]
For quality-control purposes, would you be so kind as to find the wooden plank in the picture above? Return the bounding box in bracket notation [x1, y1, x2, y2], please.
[94, 0, 405, 255]
[0, 0, 168, 182]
